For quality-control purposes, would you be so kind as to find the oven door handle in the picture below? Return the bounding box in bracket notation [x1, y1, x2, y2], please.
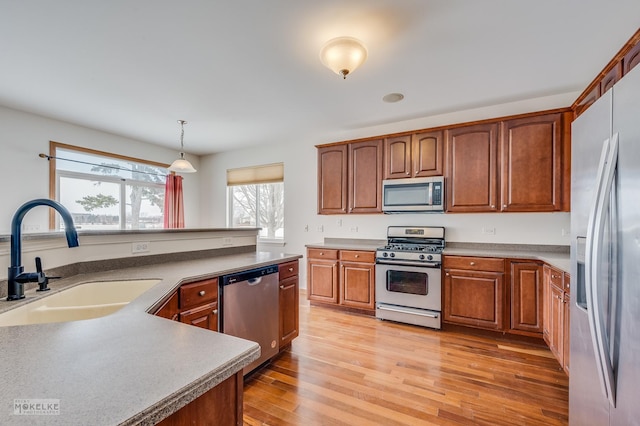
[376, 260, 441, 268]
[377, 305, 439, 319]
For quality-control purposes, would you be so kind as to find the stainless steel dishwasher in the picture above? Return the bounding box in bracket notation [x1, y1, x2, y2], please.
[221, 264, 279, 375]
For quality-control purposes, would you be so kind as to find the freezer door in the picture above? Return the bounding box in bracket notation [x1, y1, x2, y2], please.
[570, 88, 612, 426]
[610, 64, 640, 425]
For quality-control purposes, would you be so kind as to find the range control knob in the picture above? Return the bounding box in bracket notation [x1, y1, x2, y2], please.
[390, 253, 396, 258]
[427, 255, 433, 261]
[383, 252, 388, 257]
[419, 254, 425, 260]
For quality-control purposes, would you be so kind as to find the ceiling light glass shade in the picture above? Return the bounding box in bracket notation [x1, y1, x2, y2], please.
[320, 37, 367, 79]
[168, 153, 197, 173]
[168, 120, 197, 173]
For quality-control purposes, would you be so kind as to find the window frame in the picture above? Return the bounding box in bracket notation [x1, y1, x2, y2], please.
[48, 141, 169, 230]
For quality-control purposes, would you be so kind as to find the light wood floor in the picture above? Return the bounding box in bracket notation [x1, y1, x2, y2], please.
[243, 298, 569, 426]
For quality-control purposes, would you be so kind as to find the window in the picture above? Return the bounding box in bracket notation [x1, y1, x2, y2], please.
[49, 142, 169, 231]
[227, 163, 284, 241]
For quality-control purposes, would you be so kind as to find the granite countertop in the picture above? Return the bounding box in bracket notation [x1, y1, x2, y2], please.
[0, 251, 301, 425]
[443, 243, 570, 273]
[305, 239, 570, 273]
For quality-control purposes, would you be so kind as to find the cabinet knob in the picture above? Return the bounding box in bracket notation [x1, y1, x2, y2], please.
[280, 285, 285, 289]
[503, 204, 507, 208]
[320, 252, 324, 256]
[491, 205, 495, 209]
[446, 273, 450, 276]
[406, 171, 410, 175]
[355, 254, 359, 258]
[469, 261, 476, 266]
[199, 290, 206, 296]
[212, 309, 218, 315]
[288, 267, 294, 272]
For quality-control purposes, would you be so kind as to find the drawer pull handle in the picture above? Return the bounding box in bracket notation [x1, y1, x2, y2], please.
[212, 309, 218, 315]
[288, 267, 294, 272]
[469, 262, 476, 266]
[199, 290, 206, 296]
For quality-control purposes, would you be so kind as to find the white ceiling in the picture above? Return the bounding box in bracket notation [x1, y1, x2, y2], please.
[1, 1, 639, 155]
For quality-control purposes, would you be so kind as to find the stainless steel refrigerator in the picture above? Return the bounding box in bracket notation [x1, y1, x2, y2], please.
[570, 64, 640, 424]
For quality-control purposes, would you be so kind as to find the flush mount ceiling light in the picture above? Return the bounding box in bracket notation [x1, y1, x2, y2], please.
[168, 120, 197, 174]
[319, 36, 368, 79]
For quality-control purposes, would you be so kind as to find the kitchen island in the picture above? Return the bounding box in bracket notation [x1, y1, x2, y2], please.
[0, 250, 301, 425]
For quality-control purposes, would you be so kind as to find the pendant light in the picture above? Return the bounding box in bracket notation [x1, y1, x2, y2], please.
[168, 120, 197, 173]
[319, 36, 368, 79]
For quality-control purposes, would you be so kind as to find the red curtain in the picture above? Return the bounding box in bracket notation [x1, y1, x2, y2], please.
[164, 174, 185, 228]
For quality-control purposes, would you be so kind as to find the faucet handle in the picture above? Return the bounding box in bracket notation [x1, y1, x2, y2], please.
[35, 257, 51, 292]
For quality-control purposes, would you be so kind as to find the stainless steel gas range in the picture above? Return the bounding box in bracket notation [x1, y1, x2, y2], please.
[375, 226, 444, 329]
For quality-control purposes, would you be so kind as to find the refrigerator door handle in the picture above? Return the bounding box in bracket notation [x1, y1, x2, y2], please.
[587, 134, 619, 407]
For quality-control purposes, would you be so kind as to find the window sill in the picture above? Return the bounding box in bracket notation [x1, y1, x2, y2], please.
[257, 239, 286, 247]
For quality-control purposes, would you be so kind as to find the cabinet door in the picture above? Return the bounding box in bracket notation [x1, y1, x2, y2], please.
[562, 292, 571, 374]
[413, 130, 443, 177]
[348, 139, 383, 213]
[307, 259, 339, 304]
[548, 283, 564, 363]
[179, 302, 219, 332]
[384, 135, 412, 179]
[155, 292, 179, 321]
[510, 262, 543, 334]
[444, 269, 504, 330]
[339, 261, 375, 310]
[446, 123, 499, 212]
[500, 113, 565, 212]
[318, 145, 348, 214]
[542, 265, 552, 344]
[279, 275, 299, 348]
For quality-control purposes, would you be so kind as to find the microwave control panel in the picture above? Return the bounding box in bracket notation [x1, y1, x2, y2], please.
[432, 182, 442, 205]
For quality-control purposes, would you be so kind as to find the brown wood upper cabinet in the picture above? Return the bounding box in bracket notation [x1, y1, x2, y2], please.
[500, 113, 568, 212]
[445, 123, 500, 212]
[318, 140, 382, 214]
[446, 111, 570, 213]
[317, 145, 348, 214]
[383, 131, 443, 179]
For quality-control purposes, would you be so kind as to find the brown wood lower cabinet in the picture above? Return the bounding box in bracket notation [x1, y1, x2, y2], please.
[543, 265, 570, 374]
[278, 260, 299, 349]
[157, 371, 243, 426]
[510, 261, 543, 335]
[307, 248, 375, 314]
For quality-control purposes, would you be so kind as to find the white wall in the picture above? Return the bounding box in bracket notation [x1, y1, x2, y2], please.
[0, 106, 201, 234]
[200, 92, 578, 286]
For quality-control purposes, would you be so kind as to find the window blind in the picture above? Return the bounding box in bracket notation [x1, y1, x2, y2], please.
[226, 162, 284, 186]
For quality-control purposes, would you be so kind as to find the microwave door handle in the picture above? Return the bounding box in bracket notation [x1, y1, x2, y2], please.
[428, 183, 433, 206]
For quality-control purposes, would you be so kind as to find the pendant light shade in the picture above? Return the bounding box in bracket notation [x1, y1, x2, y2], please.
[319, 37, 368, 79]
[168, 120, 197, 173]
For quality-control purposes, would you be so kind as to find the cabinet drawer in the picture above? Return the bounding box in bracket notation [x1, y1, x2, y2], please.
[307, 248, 339, 260]
[444, 256, 504, 272]
[339, 250, 375, 263]
[180, 278, 218, 310]
[548, 267, 564, 288]
[279, 260, 299, 280]
[179, 302, 218, 331]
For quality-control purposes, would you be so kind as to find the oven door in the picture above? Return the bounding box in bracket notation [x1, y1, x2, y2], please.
[375, 261, 442, 329]
[375, 262, 442, 312]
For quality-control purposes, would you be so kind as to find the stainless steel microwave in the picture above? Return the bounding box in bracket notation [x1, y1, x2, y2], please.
[382, 176, 445, 213]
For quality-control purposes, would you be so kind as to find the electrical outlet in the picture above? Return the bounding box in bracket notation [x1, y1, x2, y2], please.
[22, 224, 41, 232]
[132, 242, 150, 254]
[350, 226, 358, 233]
[336, 219, 342, 227]
[482, 227, 496, 235]
[317, 225, 324, 233]
[222, 237, 233, 246]
[304, 225, 309, 232]
[562, 228, 570, 236]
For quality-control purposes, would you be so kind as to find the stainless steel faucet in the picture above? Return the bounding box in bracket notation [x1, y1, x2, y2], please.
[7, 199, 79, 301]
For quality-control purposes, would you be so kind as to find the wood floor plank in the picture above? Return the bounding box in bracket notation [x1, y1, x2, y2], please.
[243, 300, 568, 425]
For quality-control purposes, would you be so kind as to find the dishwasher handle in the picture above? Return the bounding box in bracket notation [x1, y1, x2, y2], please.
[222, 264, 278, 286]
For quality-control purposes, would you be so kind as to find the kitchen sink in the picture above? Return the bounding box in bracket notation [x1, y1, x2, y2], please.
[0, 279, 160, 326]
